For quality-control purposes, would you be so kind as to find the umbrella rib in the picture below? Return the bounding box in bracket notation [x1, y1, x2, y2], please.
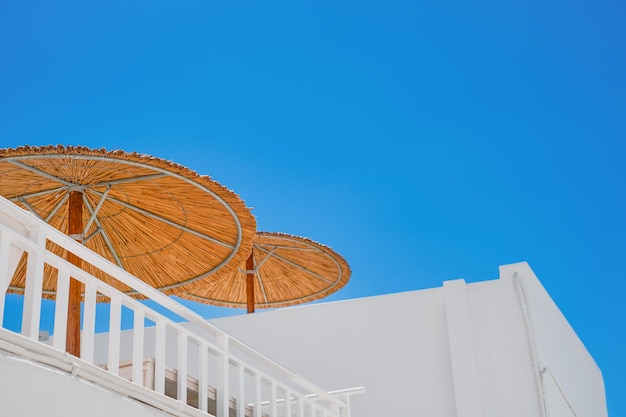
[8, 185, 70, 202]
[254, 246, 277, 270]
[84, 197, 124, 268]
[83, 186, 111, 236]
[17, 197, 44, 221]
[256, 243, 319, 252]
[255, 268, 269, 303]
[9, 160, 74, 186]
[82, 227, 101, 244]
[46, 192, 71, 222]
[90, 190, 235, 249]
[88, 173, 169, 188]
[255, 246, 334, 284]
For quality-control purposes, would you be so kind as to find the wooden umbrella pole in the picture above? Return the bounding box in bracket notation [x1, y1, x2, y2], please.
[66, 190, 84, 357]
[246, 250, 255, 314]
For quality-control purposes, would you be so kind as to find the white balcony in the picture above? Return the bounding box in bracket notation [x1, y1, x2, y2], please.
[0, 195, 362, 417]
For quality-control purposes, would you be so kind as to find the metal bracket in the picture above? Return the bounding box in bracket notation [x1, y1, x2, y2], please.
[68, 233, 83, 241]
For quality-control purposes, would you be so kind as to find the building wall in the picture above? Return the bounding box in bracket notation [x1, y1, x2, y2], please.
[502, 263, 607, 417]
[212, 262, 607, 417]
[0, 350, 169, 417]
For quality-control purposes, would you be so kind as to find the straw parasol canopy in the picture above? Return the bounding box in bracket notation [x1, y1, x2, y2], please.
[0, 145, 257, 297]
[181, 231, 351, 311]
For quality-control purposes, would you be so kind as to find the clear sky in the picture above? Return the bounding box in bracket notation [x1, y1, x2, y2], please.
[1, 0, 624, 415]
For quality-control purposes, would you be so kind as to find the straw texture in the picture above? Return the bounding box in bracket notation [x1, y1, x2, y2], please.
[0, 145, 256, 298]
[181, 231, 351, 309]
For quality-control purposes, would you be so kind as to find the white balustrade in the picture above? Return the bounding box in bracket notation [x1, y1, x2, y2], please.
[0, 195, 360, 417]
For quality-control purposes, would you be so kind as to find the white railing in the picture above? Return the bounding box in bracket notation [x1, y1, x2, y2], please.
[0, 195, 360, 417]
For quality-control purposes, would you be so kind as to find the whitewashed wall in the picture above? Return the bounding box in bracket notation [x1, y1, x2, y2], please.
[0, 350, 169, 417]
[212, 262, 607, 417]
[500, 263, 607, 417]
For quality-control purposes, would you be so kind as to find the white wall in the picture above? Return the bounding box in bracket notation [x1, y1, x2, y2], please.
[211, 288, 456, 417]
[212, 262, 607, 417]
[0, 350, 169, 417]
[500, 263, 607, 417]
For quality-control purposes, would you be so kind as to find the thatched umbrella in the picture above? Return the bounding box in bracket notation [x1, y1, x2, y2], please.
[181, 232, 351, 313]
[0, 145, 256, 355]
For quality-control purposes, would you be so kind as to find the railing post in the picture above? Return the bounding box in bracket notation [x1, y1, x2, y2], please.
[238, 363, 246, 417]
[22, 226, 45, 340]
[52, 268, 70, 351]
[270, 381, 277, 417]
[0, 227, 25, 308]
[155, 321, 166, 394]
[107, 297, 122, 375]
[216, 334, 230, 417]
[255, 373, 262, 417]
[81, 282, 97, 363]
[298, 394, 304, 417]
[285, 388, 292, 417]
[0, 232, 13, 325]
[342, 394, 351, 417]
[198, 343, 209, 413]
[132, 309, 145, 386]
[177, 333, 188, 405]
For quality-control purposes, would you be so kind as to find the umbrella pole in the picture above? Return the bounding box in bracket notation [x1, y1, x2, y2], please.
[246, 251, 255, 314]
[66, 190, 83, 357]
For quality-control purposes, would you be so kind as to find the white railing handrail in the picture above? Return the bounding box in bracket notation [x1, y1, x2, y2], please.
[0, 195, 355, 417]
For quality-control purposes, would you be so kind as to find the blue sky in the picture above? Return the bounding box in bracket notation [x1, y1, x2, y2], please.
[1, 0, 625, 414]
